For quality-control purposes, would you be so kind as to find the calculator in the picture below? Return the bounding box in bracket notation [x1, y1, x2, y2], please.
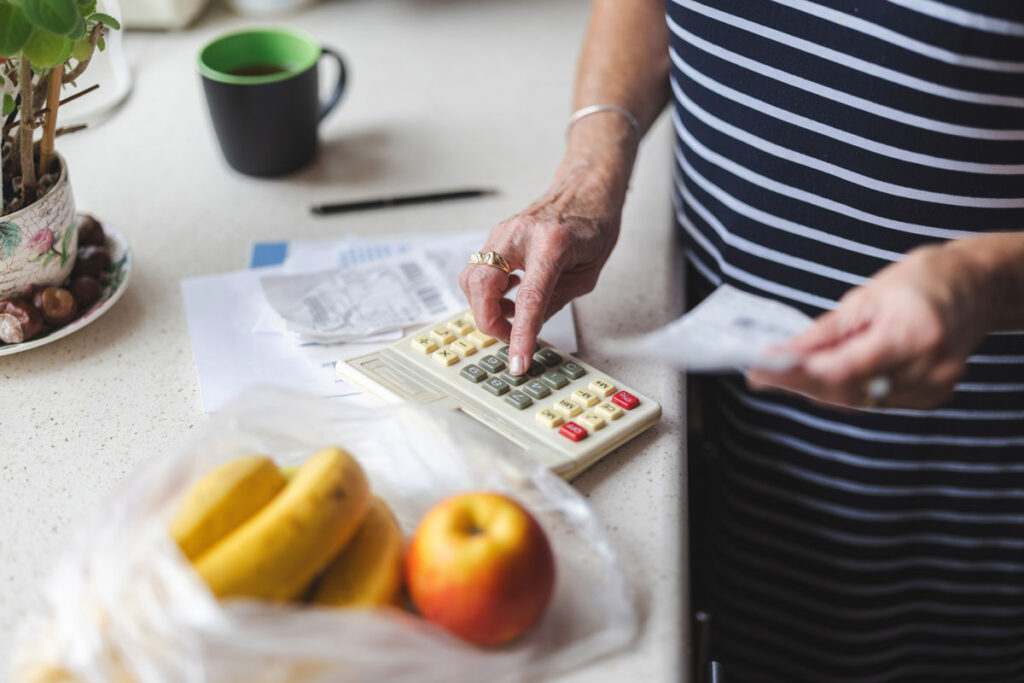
[336, 310, 661, 479]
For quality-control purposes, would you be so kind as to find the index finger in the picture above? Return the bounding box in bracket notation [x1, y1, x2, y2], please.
[507, 256, 562, 375]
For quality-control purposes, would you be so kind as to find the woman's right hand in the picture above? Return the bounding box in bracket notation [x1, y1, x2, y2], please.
[459, 152, 629, 376]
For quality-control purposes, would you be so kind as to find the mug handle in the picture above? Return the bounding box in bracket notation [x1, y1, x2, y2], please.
[318, 47, 347, 122]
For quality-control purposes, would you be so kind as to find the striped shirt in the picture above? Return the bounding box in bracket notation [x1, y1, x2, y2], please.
[667, 1, 1024, 681]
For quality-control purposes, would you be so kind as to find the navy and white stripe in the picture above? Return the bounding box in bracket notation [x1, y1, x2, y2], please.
[669, 1, 1024, 681]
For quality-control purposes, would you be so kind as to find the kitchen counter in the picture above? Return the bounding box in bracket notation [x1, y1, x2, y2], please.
[0, 0, 687, 679]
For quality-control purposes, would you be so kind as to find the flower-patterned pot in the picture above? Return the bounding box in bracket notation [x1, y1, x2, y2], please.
[0, 154, 77, 299]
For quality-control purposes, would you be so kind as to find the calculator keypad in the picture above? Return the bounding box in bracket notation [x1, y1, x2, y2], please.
[572, 389, 599, 407]
[523, 380, 551, 399]
[540, 371, 569, 390]
[577, 411, 605, 431]
[468, 330, 496, 348]
[560, 361, 586, 380]
[500, 371, 528, 386]
[403, 314, 650, 454]
[534, 348, 563, 367]
[554, 398, 581, 418]
[460, 364, 487, 383]
[432, 348, 458, 366]
[431, 327, 456, 345]
[412, 336, 437, 354]
[479, 355, 506, 374]
[448, 318, 473, 336]
[611, 391, 640, 411]
[596, 401, 624, 421]
[450, 339, 477, 357]
[504, 391, 533, 410]
[483, 377, 510, 396]
[559, 422, 587, 442]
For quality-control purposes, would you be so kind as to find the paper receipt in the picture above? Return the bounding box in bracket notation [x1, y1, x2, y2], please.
[612, 285, 815, 372]
[259, 256, 463, 342]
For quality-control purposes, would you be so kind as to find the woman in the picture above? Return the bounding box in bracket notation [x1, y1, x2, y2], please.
[460, 1, 1024, 681]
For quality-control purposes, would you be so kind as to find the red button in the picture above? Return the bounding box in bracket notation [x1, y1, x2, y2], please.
[611, 391, 640, 410]
[559, 421, 588, 442]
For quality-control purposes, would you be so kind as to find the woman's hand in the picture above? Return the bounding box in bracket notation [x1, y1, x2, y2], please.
[459, 159, 625, 376]
[746, 242, 998, 410]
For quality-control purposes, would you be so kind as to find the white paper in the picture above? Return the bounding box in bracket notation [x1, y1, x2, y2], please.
[611, 285, 814, 372]
[180, 268, 370, 412]
[181, 232, 581, 413]
[259, 255, 463, 342]
[254, 233, 579, 353]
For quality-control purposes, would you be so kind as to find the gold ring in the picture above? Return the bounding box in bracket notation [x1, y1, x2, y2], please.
[467, 250, 512, 275]
[863, 376, 891, 409]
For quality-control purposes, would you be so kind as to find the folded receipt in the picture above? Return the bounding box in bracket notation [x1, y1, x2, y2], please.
[260, 255, 463, 343]
[611, 285, 814, 372]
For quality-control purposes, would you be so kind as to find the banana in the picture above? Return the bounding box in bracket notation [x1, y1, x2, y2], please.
[280, 465, 300, 481]
[170, 455, 287, 561]
[195, 446, 371, 601]
[311, 496, 404, 608]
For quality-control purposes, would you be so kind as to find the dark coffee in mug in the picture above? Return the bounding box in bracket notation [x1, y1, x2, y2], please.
[227, 62, 290, 77]
[198, 29, 347, 177]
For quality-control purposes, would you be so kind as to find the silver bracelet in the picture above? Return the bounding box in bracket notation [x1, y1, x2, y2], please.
[566, 104, 641, 139]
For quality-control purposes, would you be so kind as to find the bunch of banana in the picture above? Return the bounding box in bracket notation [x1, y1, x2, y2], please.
[170, 446, 405, 607]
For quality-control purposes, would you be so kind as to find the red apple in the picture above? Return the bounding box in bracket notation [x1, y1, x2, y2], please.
[405, 491, 556, 646]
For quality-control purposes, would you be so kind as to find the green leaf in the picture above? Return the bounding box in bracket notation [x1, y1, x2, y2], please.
[76, 0, 96, 14]
[0, 222, 23, 259]
[58, 220, 73, 254]
[88, 12, 119, 30]
[67, 14, 85, 40]
[23, 28, 72, 68]
[71, 35, 91, 61]
[1, 94, 14, 116]
[41, 251, 57, 267]
[0, 5, 33, 56]
[23, 0, 79, 37]
[97, 35, 104, 51]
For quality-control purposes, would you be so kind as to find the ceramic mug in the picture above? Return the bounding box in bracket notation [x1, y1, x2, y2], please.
[198, 28, 346, 177]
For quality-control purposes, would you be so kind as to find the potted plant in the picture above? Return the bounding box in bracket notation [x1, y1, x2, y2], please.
[0, 0, 119, 343]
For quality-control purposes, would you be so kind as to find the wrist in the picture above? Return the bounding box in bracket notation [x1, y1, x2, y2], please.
[560, 110, 638, 198]
[940, 234, 1024, 331]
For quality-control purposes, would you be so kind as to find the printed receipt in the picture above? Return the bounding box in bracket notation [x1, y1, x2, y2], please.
[612, 285, 815, 372]
[260, 256, 463, 343]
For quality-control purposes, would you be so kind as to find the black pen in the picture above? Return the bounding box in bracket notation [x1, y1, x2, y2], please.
[311, 188, 498, 215]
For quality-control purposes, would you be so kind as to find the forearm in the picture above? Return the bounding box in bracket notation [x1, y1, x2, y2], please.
[558, 0, 670, 199]
[943, 232, 1024, 330]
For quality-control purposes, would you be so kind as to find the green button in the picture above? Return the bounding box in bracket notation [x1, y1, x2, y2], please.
[559, 361, 586, 380]
[460, 364, 487, 383]
[522, 380, 551, 399]
[540, 371, 569, 389]
[482, 377, 509, 396]
[479, 355, 506, 373]
[527, 361, 545, 377]
[503, 391, 533, 410]
[500, 371, 528, 386]
[534, 348, 563, 367]
[496, 345, 510, 362]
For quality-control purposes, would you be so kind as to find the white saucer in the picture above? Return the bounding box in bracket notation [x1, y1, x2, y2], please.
[0, 224, 132, 357]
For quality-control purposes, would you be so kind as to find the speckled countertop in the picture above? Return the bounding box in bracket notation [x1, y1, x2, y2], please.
[0, 1, 687, 680]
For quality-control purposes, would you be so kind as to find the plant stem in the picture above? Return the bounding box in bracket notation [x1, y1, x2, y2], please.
[38, 68, 62, 177]
[18, 59, 35, 206]
[62, 23, 105, 84]
[1, 84, 99, 136]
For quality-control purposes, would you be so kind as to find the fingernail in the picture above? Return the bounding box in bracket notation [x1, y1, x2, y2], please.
[510, 355, 525, 376]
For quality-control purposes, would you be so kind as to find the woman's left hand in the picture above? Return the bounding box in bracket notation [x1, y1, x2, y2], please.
[747, 242, 995, 410]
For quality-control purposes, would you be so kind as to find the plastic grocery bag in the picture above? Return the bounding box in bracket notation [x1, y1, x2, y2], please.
[11, 388, 637, 683]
